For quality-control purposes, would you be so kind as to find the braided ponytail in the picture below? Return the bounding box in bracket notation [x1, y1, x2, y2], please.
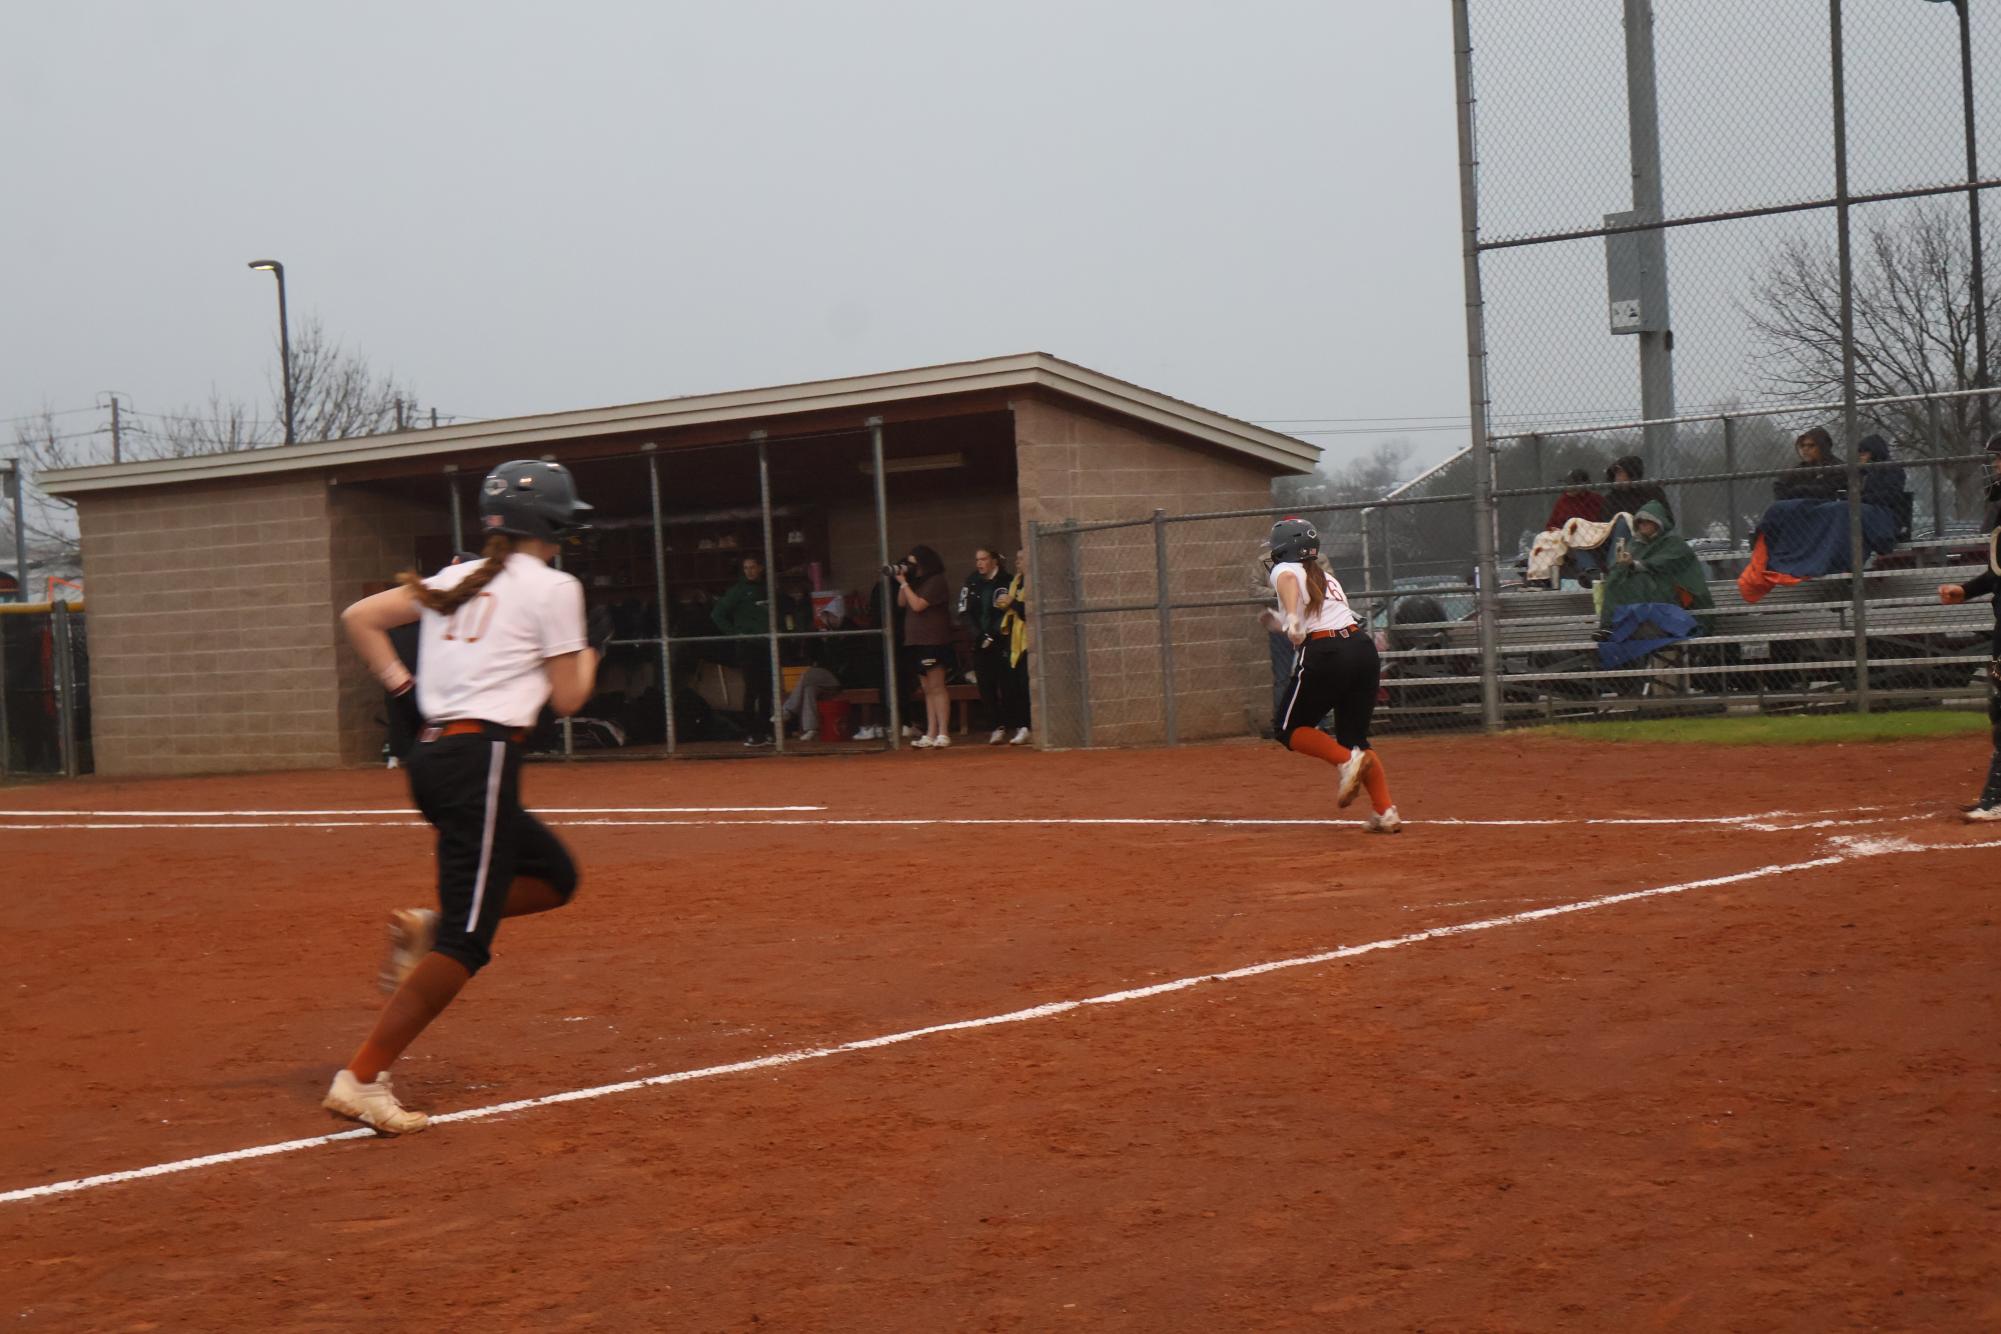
[397, 532, 515, 613]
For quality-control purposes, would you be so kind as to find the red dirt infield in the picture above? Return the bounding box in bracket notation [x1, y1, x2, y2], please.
[2, 734, 1997, 1330]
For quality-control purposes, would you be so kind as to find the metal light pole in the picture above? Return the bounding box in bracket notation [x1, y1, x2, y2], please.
[247, 259, 296, 444]
[1621, 0, 1676, 465]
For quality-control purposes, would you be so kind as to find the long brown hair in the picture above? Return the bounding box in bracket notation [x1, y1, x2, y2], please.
[1302, 558, 1328, 617]
[398, 532, 515, 613]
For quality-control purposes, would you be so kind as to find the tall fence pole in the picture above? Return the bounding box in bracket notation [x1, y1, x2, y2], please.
[1152, 508, 1179, 745]
[869, 418, 901, 749]
[754, 432, 784, 753]
[1830, 0, 1871, 713]
[647, 450, 677, 755]
[1721, 415, 1743, 549]
[1027, 520, 1050, 750]
[1452, 0, 1504, 731]
[1066, 521, 1092, 746]
[1954, 0, 1990, 442]
[1926, 396, 1947, 536]
[52, 600, 78, 779]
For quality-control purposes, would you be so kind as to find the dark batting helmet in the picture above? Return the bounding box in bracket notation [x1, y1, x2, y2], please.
[1268, 516, 1320, 565]
[479, 460, 594, 541]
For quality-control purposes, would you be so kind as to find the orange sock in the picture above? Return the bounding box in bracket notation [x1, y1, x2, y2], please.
[347, 953, 471, 1082]
[1285, 726, 1352, 767]
[1361, 749, 1393, 815]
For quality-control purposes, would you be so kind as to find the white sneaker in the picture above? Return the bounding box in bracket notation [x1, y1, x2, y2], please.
[1364, 805, 1404, 835]
[379, 907, 438, 993]
[1336, 750, 1374, 809]
[910, 735, 935, 749]
[931, 734, 951, 749]
[901, 725, 919, 738]
[798, 730, 819, 743]
[1964, 801, 2001, 823]
[1009, 727, 1031, 746]
[323, 1069, 429, 1135]
[988, 728, 1007, 745]
[854, 725, 879, 740]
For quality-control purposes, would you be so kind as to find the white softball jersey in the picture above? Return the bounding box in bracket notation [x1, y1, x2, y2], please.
[1268, 560, 1359, 635]
[414, 553, 588, 728]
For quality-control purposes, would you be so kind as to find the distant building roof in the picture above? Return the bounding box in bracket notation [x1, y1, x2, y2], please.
[40, 352, 1318, 495]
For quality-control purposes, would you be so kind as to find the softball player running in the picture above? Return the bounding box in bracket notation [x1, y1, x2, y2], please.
[1263, 517, 1400, 833]
[323, 460, 600, 1134]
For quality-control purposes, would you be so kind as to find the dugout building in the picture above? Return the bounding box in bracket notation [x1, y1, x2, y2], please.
[40, 354, 1317, 776]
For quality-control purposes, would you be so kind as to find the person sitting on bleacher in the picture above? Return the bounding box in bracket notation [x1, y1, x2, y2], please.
[1593, 502, 1713, 668]
[1737, 428, 1903, 603]
[1857, 433, 1913, 541]
[1603, 455, 1673, 527]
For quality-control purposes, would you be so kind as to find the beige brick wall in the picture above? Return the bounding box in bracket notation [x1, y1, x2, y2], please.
[328, 485, 453, 764]
[1012, 397, 1285, 747]
[78, 476, 345, 775]
[825, 492, 1021, 596]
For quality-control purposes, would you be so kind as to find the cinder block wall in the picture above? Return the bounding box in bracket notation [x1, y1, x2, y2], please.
[1013, 397, 1283, 747]
[328, 485, 453, 764]
[77, 476, 345, 775]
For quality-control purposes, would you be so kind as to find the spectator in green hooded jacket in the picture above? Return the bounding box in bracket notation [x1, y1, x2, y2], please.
[711, 553, 774, 745]
[1599, 501, 1714, 629]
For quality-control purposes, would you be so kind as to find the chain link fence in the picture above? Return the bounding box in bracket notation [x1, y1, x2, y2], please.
[1, 602, 90, 778]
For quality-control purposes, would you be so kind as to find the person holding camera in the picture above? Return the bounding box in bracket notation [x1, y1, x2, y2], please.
[890, 544, 954, 748]
[960, 546, 1027, 745]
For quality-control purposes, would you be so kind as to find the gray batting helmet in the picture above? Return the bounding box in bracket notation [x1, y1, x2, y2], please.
[479, 460, 594, 541]
[1268, 516, 1320, 565]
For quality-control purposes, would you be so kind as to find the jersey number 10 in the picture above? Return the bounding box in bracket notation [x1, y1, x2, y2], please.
[442, 593, 497, 643]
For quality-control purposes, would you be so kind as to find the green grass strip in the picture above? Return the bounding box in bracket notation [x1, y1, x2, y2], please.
[1529, 710, 1988, 746]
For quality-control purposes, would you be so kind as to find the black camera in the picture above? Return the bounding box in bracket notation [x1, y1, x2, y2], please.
[881, 559, 911, 579]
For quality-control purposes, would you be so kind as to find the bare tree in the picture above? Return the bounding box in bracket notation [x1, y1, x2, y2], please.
[4, 409, 103, 574]
[158, 317, 422, 454]
[1275, 439, 1415, 509]
[1743, 200, 1998, 509]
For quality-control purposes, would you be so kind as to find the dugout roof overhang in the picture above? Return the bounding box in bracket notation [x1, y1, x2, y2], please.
[37, 352, 1320, 496]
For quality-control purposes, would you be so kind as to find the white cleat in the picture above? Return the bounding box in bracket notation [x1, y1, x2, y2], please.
[380, 907, 439, 994]
[1336, 750, 1374, 809]
[1009, 727, 1031, 746]
[324, 1070, 429, 1136]
[1364, 805, 1404, 835]
[988, 728, 1007, 745]
[1964, 801, 2001, 823]
[931, 734, 952, 750]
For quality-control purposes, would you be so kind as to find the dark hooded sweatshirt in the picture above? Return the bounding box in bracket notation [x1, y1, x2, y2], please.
[1604, 456, 1674, 527]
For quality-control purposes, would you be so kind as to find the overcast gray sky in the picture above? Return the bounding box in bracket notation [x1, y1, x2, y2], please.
[1, 1, 1469, 470]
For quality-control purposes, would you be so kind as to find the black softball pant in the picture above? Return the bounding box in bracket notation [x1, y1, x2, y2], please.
[974, 642, 1030, 731]
[405, 731, 578, 975]
[1273, 632, 1380, 752]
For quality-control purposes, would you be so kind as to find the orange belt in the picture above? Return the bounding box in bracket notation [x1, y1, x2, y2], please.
[1305, 626, 1362, 641]
[423, 720, 531, 743]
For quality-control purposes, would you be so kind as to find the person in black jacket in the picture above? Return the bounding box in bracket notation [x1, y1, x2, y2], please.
[1604, 455, 1674, 526]
[1939, 432, 2001, 821]
[959, 546, 1025, 744]
[1774, 428, 1845, 501]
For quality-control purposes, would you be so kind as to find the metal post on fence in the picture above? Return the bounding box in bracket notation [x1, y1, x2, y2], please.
[1926, 396, 1947, 537]
[1066, 519, 1092, 746]
[1528, 433, 1544, 490]
[1027, 519, 1050, 750]
[1152, 508, 1178, 745]
[1722, 416, 1742, 550]
[754, 432, 784, 753]
[647, 450, 677, 755]
[0, 610, 10, 776]
[1452, 0, 1504, 731]
[868, 419, 900, 749]
[51, 600, 78, 779]
[446, 473, 463, 551]
[1830, 0, 1871, 713]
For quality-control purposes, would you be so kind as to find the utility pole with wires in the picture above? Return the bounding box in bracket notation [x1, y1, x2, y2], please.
[98, 392, 128, 464]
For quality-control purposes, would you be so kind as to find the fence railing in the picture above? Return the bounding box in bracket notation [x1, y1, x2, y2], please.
[1030, 386, 1998, 748]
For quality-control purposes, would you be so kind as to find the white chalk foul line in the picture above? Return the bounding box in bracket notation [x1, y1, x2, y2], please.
[8, 834, 1996, 1208]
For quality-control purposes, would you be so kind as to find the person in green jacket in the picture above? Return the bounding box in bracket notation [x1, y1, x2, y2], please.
[711, 554, 774, 745]
[1599, 501, 1714, 629]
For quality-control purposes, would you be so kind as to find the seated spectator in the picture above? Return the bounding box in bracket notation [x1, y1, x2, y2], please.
[1599, 501, 1714, 630]
[1738, 433, 1902, 603]
[779, 601, 844, 741]
[1858, 433, 1913, 540]
[1604, 455, 1674, 526]
[1544, 469, 1606, 530]
[1773, 428, 1844, 501]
